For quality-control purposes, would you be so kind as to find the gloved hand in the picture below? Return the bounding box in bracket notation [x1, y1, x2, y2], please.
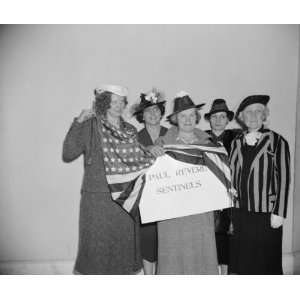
[77, 108, 95, 123]
[270, 214, 284, 228]
[147, 145, 165, 157]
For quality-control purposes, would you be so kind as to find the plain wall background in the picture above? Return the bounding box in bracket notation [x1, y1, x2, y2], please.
[294, 29, 300, 274]
[0, 25, 298, 273]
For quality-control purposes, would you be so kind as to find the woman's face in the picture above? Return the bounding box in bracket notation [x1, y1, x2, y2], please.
[177, 108, 197, 133]
[209, 111, 229, 132]
[143, 105, 162, 126]
[107, 94, 126, 118]
[241, 103, 265, 131]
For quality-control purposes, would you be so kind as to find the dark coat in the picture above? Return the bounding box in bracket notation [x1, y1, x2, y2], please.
[137, 126, 168, 262]
[205, 129, 241, 233]
[206, 129, 241, 155]
[63, 117, 142, 274]
[205, 129, 241, 264]
[229, 128, 290, 217]
[229, 128, 290, 274]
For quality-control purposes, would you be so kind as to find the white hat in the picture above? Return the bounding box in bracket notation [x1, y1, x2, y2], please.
[95, 84, 128, 97]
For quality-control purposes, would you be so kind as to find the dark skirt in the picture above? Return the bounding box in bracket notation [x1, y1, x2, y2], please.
[229, 209, 283, 275]
[215, 233, 229, 265]
[214, 208, 231, 265]
[140, 222, 158, 262]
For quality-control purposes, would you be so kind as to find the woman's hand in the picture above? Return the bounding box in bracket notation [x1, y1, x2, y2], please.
[147, 145, 165, 158]
[76, 108, 95, 123]
[270, 214, 284, 228]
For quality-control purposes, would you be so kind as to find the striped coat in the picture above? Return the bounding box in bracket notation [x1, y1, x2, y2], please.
[229, 128, 290, 218]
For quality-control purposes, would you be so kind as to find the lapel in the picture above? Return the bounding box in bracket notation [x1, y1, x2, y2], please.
[235, 134, 244, 168]
[248, 129, 271, 174]
[143, 126, 167, 146]
[140, 127, 154, 146]
[207, 130, 225, 142]
[159, 126, 168, 137]
[236, 136, 243, 167]
[234, 128, 271, 174]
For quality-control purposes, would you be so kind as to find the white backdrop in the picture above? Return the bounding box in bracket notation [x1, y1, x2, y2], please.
[0, 25, 298, 273]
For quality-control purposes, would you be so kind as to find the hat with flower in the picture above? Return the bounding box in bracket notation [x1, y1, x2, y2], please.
[133, 88, 166, 116]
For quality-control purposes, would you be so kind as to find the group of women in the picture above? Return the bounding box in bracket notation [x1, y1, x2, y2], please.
[62, 84, 290, 275]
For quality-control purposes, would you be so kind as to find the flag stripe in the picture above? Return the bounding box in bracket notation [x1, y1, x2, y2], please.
[165, 151, 205, 165]
[164, 144, 227, 155]
[203, 153, 231, 189]
[205, 152, 231, 182]
[106, 169, 148, 184]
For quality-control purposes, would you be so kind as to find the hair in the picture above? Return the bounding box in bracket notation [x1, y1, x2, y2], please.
[262, 106, 270, 121]
[135, 104, 166, 124]
[168, 109, 201, 126]
[236, 105, 270, 129]
[94, 90, 128, 117]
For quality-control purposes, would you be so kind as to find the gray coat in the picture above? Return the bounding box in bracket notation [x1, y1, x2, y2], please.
[156, 126, 218, 274]
[63, 117, 142, 274]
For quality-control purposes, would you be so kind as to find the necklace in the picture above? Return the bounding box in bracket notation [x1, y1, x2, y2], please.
[177, 134, 198, 144]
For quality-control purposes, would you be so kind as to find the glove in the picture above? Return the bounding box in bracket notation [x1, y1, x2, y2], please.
[270, 214, 284, 228]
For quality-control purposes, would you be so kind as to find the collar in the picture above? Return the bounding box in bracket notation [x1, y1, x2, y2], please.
[240, 126, 270, 142]
[244, 126, 269, 135]
[210, 130, 226, 141]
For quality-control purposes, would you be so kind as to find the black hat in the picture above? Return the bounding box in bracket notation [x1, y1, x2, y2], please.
[166, 92, 205, 121]
[236, 95, 270, 118]
[133, 91, 166, 115]
[204, 98, 234, 121]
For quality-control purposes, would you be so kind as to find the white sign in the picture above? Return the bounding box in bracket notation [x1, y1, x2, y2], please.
[139, 154, 232, 224]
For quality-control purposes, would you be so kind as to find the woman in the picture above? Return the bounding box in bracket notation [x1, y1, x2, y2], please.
[204, 98, 240, 275]
[155, 91, 218, 275]
[133, 89, 168, 275]
[62, 84, 142, 274]
[229, 95, 290, 274]
[205, 98, 239, 154]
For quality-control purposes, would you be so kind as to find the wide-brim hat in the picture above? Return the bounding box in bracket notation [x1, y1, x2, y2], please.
[133, 91, 166, 115]
[133, 97, 166, 115]
[236, 95, 270, 118]
[166, 92, 205, 120]
[204, 98, 234, 121]
[94, 84, 128, 97]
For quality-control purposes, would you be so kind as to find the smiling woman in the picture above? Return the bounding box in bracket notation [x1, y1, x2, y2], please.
[62, 84, 142, 275]
[133, 88, 167, 275]
[154, 91, 219, 275]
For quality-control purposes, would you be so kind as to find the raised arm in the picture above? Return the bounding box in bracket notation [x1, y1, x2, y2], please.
[62, 109, 94, 163]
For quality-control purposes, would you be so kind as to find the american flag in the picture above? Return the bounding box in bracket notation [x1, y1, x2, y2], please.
[97, 117, 155, 217]
[97, 118, 231, 218]
[163, 144, 231, 190]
